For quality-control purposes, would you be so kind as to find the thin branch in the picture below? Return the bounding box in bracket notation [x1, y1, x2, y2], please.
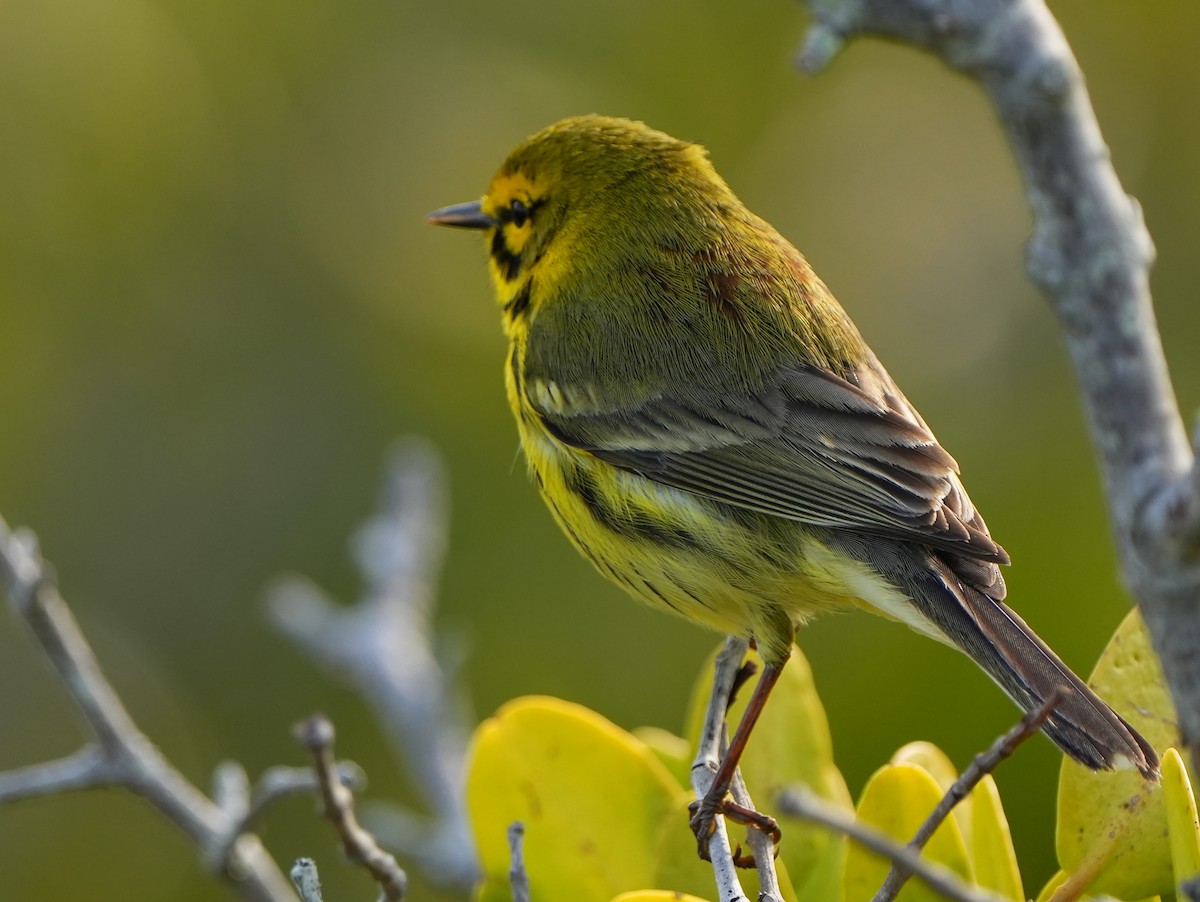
[0, 516, 296, 902]
[727, 761, 784, 902]
[296, 714, 408, 902]
[209, 761, 366, 875]
[776, 787, 1002, 902]
[876, 691, 1061, 901]
[0, 745, 117, 803]
[507, 822, 531, 902]
[267, 439, 478, 886]
[799, 0, 1200, 766]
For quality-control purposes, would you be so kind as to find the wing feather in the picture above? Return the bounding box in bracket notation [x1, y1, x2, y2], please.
[536, 362, 1009, 565]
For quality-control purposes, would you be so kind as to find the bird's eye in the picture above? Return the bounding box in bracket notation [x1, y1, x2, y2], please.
[510, 199, 530, 228]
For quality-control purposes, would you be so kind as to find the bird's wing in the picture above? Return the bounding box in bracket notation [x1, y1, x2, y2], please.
[534, 362, 1009, 564]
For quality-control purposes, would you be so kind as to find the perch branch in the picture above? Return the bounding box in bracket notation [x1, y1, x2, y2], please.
[691, 636, 777, 902]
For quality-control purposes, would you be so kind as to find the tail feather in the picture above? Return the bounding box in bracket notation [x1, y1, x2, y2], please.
[961, 586, 1159, 778]
[863, 542, 1160, 779]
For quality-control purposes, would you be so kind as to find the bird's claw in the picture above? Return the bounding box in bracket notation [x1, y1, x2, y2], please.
[689, 793, 782, 865]
[688, 796, 719, 860]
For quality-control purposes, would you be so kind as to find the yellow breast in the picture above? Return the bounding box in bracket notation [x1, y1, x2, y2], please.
[501, 339, 889, 663]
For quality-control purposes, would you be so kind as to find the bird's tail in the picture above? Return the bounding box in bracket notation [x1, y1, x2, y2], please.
[904, 560, 1159, 779]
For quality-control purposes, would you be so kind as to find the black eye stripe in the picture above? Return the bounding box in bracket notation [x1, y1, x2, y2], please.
[498, 197, 545, 228]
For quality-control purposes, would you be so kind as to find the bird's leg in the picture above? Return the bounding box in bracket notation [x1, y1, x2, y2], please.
[689, 661, 784, 859]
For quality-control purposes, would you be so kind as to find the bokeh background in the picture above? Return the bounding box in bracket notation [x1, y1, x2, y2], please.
[1, 1, 1197, 899]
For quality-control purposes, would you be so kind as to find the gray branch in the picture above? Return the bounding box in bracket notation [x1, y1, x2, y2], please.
[290, 859, 325, 902]
[799, 0, 1200, 761]
[266, 438, 478, 887]
[208, 760, 366, 875]
[728, 753, 784, 902]
[690, 637, 777, 902]
[296, 714, 409, 901]
[0, 517, 297, 902]
[507, 822, 531, 902]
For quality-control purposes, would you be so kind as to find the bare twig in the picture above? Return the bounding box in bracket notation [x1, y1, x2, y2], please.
[776, 787, 1001, 902]
[507, 822, 531, 902]
[0, 517, 296, 902]
[0, 745, 116, 803]
[296, 714, 408, 901]
[209, 760, 367, 874]
[876, 692, 1061, 901]
[268, 439, 478, 886]
[799, 0, 1200, 766]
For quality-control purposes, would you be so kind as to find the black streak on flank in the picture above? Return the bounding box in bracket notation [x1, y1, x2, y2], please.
[564, 465, 702, 552]
[640, 577, 682, 613]
[677, 582, 716, 612]
[491, 229, 523, 281]
[505, 280, 533, 321]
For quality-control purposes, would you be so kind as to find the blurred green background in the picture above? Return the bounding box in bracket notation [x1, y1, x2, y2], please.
[1, 1, 1197, 899]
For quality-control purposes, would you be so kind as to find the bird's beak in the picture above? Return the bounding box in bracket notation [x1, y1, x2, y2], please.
[426, 200, 496, 230]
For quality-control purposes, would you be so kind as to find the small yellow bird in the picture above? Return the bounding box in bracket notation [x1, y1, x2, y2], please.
[428, 115, 1158, 846]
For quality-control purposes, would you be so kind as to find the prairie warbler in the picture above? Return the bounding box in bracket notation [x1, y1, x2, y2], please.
[428, 115, 1158, 847]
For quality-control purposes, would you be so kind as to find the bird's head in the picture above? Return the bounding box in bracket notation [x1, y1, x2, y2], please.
[427, 115, 733, 307]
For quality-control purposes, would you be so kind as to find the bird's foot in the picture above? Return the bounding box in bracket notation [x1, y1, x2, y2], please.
[689, 792, 781, 866]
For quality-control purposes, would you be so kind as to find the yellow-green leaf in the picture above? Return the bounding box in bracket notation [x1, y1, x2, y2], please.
[474, 876, 513, 902]
[891, 742, 960, 791]
[1033, 869, 1068, 902]
[1056, 609, 1181, 899]
[1163, 747, 1200, 888]
[685, 644, 851, 902]
[891, 745, 1021, 900]
[890, 742, 1021, 899]
[891, 742, 971, 846]
[609, 892, 713, 902]
[466, 696, 689, 902]
[1033, 869, 1162, 902]
[969, 775, 1023, 902]
[632, 725, 692, 789]
[843, 762, 971, 902]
